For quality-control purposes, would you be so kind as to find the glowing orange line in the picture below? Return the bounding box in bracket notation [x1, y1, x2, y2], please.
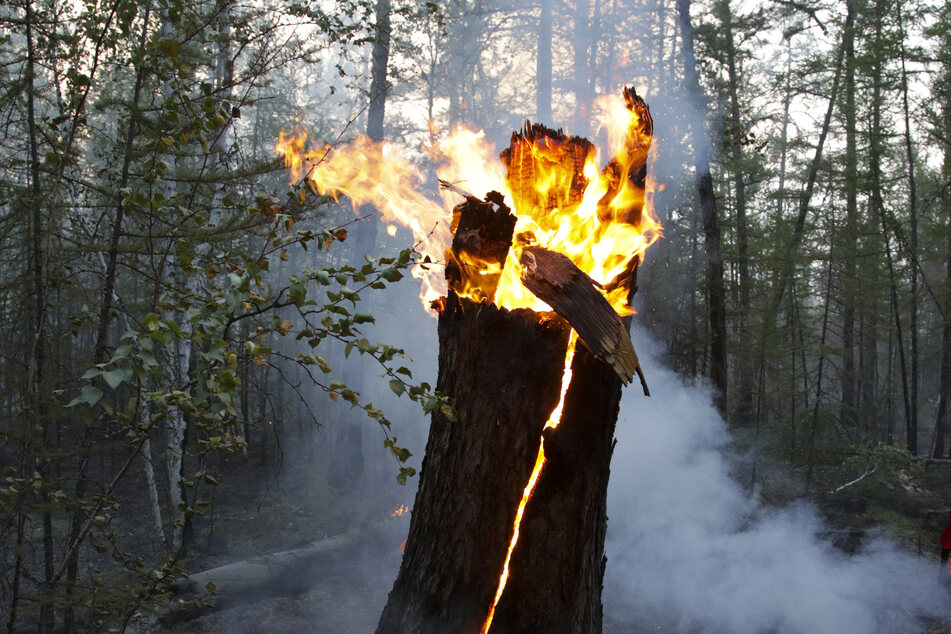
[481, 334, 577, 634]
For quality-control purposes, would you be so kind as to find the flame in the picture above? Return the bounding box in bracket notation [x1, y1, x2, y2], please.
[273, 92, 660, 316]
[399, 538, 407, 554]
[391, 504, 409, 519]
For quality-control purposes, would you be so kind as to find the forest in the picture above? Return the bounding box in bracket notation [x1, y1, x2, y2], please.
[2, 0, 951, 631]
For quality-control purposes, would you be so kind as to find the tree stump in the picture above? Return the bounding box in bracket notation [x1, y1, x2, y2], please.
[378, 88, 652, 634]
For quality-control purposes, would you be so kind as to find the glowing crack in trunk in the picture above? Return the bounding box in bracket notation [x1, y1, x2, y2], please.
[481, 333, 577, 634]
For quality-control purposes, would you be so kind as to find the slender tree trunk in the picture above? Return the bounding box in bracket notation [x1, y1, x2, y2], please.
[160, 8, 188, 555]
[861, 0, 887, 444]
[677, 0, 728, 414]
[897, 2, 918, 454]
[329, 0, 390, 487]
[840, 0, 858, 434]
[367, 0, 391, 143]
[719, 0, 752, 422]
[573, 0, 593, 134]
[24, 2, 55, 627]
[932, 72, 951, 458]
[537, 0, 552, 123]
[805, 249, 836, 496]
[878, 205, 913, 451]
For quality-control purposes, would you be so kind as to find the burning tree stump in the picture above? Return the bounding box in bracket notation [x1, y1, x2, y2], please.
[377, 88, 653, 634]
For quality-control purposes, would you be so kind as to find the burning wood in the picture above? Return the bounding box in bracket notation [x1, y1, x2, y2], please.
[444, 190, 516, 304]
[275, 85, 659, 634]
[518, 244, 643, 389]
[376, 87, 657, 634]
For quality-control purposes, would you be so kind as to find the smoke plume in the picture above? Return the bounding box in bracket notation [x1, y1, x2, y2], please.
[604, 335, 950, 634]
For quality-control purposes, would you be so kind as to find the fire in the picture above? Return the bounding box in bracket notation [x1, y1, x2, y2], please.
[275, 88, 660, 633]
[273, 90, 660, 316]
[391, 504, 409, 519]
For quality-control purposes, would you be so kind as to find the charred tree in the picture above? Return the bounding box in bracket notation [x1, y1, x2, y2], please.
[378, 90, 652, 634]
[377, 193, 572, 632]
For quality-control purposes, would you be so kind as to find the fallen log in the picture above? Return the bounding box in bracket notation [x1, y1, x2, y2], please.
[164, 521, 403, 624]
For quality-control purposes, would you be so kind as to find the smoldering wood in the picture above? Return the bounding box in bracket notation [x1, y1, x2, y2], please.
[518, 245, 643, 390]
[376, 293, 572, 633]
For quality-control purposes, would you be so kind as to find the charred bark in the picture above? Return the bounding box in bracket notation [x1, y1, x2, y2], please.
[490, 340, 623, 633]
[376, 294, 572, 633]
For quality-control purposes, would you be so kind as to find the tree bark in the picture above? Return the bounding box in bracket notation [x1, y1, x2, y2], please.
[377, 293, 572, 633]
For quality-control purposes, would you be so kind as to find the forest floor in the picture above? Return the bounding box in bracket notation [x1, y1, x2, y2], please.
[118, 427, 951, 634]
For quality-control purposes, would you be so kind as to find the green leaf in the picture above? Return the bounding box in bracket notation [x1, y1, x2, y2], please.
[289, 281, 306, 305]
[67, 385, 104, 408]
[352, 311, 374, 324]
[344, 341, 354, 358]
[389, 380, 405, 397]
[102, 368, 132, 389]
[381, 267, 403, 282]
[111, 344, 133, 361]
[80, 368, 101, 380]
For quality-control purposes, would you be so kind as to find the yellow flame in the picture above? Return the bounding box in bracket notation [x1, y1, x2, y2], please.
[273, 95, 661, 315]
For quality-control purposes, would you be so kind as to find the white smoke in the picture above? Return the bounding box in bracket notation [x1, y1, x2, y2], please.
[604, 334, 950, 634]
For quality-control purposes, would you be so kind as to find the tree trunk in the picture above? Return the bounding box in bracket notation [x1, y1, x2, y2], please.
[367, 0, 391, 143]
[166, 523, 403, 623]
[839, 0, 858, 435]
[897, 2, 918, 455]
[677, 0, 727, 414]
[932, 64, 951, 458]
[377, 293, 572, 633]
[719, 0, 752, 423]
[379, 91, 650, 631]
[804, 247, 836, 495]
[572, 0, 593, 135]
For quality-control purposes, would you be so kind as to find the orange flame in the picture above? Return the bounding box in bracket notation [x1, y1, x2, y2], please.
[273, 93, 661, 315]
[391, 504, 409, 519]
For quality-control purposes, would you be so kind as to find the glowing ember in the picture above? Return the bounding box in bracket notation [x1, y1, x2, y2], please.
[391, 504, 409, 519]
